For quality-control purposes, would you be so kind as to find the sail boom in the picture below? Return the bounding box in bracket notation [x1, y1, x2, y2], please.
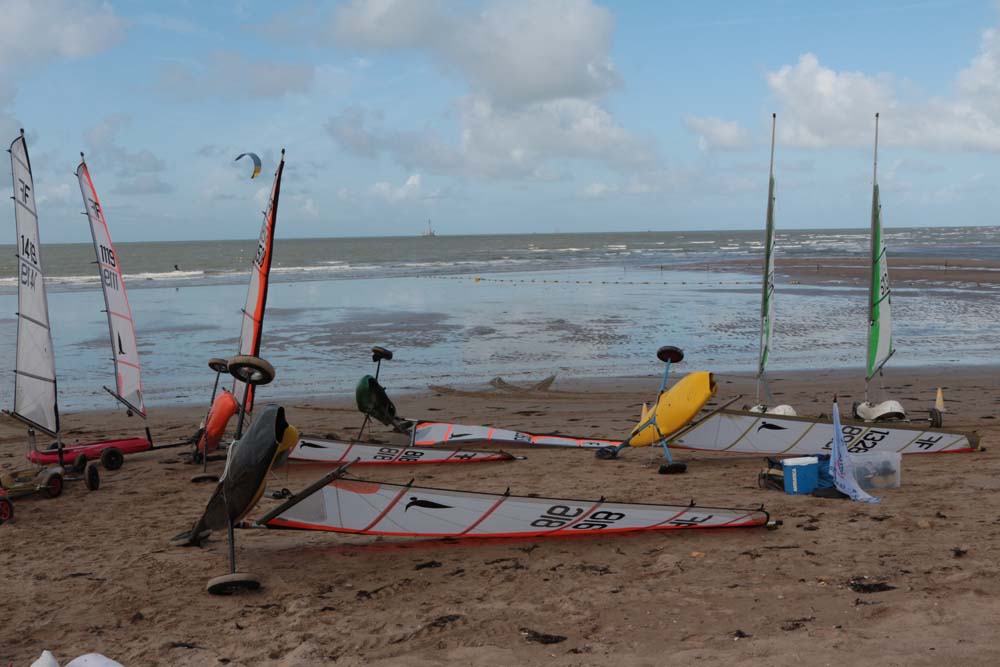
[3, 409, 58, 438]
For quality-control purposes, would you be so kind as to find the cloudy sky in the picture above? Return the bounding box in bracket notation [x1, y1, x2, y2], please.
[2, 0, 999, 241]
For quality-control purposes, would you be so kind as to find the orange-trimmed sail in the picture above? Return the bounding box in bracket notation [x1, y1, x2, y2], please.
[233, 150, 285, 412]
[265, 478, 769, 537]
[77, 159, 145, 416]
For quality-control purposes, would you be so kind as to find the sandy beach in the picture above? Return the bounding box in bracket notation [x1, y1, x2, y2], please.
[2, 365, 998, 666]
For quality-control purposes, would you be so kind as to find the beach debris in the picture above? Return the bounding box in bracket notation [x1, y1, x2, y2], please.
[234, 152, 262, 179]
[951, 547, 968, 558]
[520, 628, 567, 645]
[781, 616, 815, 631]
[489, 375, 557, 392]
[732, 629, 752, 640]
[847, 577, 896, 594]
[414, 560, 442, 570]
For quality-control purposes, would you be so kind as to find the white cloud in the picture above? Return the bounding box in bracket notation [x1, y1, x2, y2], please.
[84, 115, 173, 196]
[684, 115, 752, 150]
[157, 52, 315, 101]
[0, 0, 123, 71]
[767, 50, 1000, 151]
[332, 0, 617, 106]
[324, 0, 645, 182]
[369, 174, 425, 201]
[327, 95, 653, 180]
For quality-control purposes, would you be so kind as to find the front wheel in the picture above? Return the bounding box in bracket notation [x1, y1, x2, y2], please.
[0, 496, 13, 524]
[44, 472, 64, 498]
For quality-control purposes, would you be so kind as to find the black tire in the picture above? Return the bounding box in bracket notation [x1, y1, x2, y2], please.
[72, 454, 88, 474]
[595, 446, 619, 460]
[207, 572, 261, 596]
[656, 345, 684, 364]
[929, 407, 944, 429]
[371, 346, 393, 362]
[100, 447, 124, 471]
[44, 472, 64, 498]
[208, 357, 229, 374]
[227, 355, 275, 386]
[84, 463, 100, 491]
[658, 463, 688, 475]
[0, 496, 12, 524]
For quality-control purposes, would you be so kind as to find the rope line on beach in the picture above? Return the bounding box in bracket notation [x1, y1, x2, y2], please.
[422, 275, 759, 287]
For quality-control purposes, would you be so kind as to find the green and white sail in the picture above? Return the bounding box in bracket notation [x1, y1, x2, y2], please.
[758, 114, 777, 382]
[866, 113, 894, 381]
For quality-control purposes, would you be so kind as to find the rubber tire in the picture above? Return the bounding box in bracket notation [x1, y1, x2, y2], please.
[0, 497, 12, 524]
[44, 472, 64, 498]
[658, 463, 688, 475]
[190, 472, 220, 484]
[371, 346, 393, 362]
[227, 355, 275, 386]
[72, 454, 88, 474]
[656, 345, 684, 364]
[207, 572, 261, 596]
[929, 407, 944, 429]
[100, 447, 124, 471]
[208, 357, 229, 374]
[84, 463, 100, 491]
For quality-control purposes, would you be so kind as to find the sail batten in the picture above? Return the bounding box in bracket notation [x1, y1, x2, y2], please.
[77, 160, 146, 417]
[9, 132, 59, 436]
[233, 151, 285, 412]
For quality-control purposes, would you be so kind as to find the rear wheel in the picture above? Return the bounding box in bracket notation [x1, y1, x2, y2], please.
[100, 447, 124, 471]
[0, 497, 13, 524]
[227, 355, 276, 386]
[44, 472, 64, 498]
[207, 572, 261, 596]
[929, 407, 944, 429]
[85, 463, 100, 491]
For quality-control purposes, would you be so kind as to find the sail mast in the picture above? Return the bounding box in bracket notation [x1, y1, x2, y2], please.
[756, 113, 777, 404]
[233, 149, 285, 413]
[865, 113, 894, 395]
[7, 130, 60, 438]
[77, 154, 146, 417]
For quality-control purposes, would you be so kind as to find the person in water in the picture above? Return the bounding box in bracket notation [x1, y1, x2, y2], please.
[174, 264, 180, 271]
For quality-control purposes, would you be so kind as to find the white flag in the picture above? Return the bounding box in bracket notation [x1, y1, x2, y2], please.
[830, 402, 881, 503]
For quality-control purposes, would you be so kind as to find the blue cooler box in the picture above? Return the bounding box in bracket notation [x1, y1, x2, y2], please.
[783, 456, 819, 494]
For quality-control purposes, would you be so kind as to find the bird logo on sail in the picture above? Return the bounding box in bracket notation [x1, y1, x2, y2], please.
[757, 422, 787, 432]
[405, 497, 453, 512]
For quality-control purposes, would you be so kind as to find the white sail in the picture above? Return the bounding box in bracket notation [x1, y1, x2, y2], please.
[77, 160, 145, 416]
[290, 437, 516, 465]
[233, 150, 285, 412]
[266, 477, 769, 537]
[9, 132, 59, 435]
[412, 421, 620, 449]
[758, 114, 776, 381]
[670, 409, 977, 456]
[866, 113, 894, 380]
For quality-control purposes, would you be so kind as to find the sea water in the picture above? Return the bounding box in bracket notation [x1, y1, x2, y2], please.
[0, 228, 997, 411]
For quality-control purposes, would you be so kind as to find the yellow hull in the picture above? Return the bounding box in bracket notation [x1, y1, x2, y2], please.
[627, 372, 716, 447]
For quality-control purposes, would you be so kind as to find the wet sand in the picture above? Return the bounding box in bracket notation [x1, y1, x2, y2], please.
[2, 366, 999, 666]
[679, 255, 1000, 288]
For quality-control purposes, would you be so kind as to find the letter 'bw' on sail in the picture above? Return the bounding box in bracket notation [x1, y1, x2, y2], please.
[77, 159, 146, 416]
